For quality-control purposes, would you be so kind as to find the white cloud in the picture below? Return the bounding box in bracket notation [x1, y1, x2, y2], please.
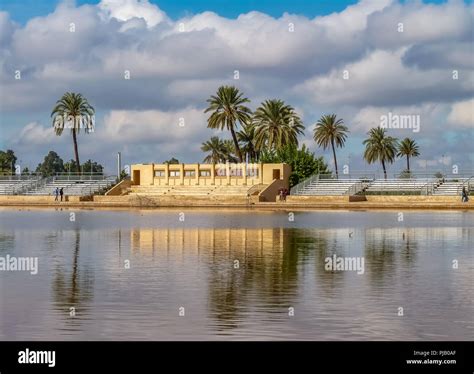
[98, 0, 169, 28]
[0, 0, 472, 171]
[447, 99, 474, 128]
[294, 48, 474, 107]
[99, 107, 207, 144]
[15, 122, 59, 146]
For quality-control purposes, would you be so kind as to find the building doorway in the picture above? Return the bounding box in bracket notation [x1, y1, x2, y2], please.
[133, 170, 140, 185]
[272, 169, 281, 180]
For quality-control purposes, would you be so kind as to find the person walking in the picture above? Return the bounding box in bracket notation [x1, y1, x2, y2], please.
[59, 187, 64, 202]
[54, 187, 59, 201]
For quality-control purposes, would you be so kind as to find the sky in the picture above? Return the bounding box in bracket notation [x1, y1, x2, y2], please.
[0, 0, 473, 175]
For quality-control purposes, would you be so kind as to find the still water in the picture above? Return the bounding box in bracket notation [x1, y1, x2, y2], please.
[0, 208, 472, 340]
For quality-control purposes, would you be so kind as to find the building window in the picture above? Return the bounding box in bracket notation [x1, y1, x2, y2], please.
[246, 168, 259, 177]
[199, 170, 211, 177]
[184, 170, 195, 177]
[169, 171, 180, 177]
[154, 170, 165, 177]
[215, 168, 226, 177]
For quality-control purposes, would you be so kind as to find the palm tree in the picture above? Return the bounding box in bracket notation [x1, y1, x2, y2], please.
[222, 140, 239, 163]
[313, 114, 349, 178]
[397, 138, 420, 172]
[237, 123, 258, 162]
[201, 136, 225, 163]
[51, 92, 95, 174]
[253, 99, 304, 152]
[205, 86, 252, 162]
[201, 137, 238, 163]
[363, 127, 398, 179]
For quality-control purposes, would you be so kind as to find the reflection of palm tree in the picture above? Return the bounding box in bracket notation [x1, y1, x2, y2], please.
[206, 228, 308, 331]
[312, 229, 346, 294]
[364, 229, 396, 285]
[52, 229, 94, 319]
[400, 229, 418, 266]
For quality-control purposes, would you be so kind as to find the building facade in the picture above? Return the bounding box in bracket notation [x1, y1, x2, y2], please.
[131, 163, 291, 188]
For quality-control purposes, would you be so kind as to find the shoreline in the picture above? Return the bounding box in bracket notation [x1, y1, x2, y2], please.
[0, 201, 473, 211]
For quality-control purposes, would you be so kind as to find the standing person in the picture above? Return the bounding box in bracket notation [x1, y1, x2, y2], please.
[60, 187, 64, 202]
[54, 187, 59, 201]
[462, 187, 468, 202]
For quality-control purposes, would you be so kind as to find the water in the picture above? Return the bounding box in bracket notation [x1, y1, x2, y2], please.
[0, 207, 472, 340]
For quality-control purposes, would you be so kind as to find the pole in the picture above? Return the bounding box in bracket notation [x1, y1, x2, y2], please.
[117, 152, 122, 180]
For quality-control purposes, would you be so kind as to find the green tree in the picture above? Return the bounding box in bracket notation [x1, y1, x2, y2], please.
[201, 136, 226, 163]
[64, 159, 78, 173]
[313, 114, 349, 178]
[363, 127, 398, 180]
[253, 99, 304, 152]
[0, 149, 17, 174]
[51, 92, 95, 174]
[201, 137, 238, 163]
[237, 123, 258, 162]
[205, 86, 252, 162]
[260, 144, 329, 187]
[36, 151, 65, 176]
[397, 137, 420, 172]
[82, 159, 104, 173]
[164, 157, 180, 164]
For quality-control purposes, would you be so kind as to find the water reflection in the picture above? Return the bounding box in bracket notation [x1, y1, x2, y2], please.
[0, 209, 471, 340]
[51, 229, 94, 330]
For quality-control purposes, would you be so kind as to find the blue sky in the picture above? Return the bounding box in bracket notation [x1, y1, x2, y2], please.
[0, 0, 472, 174]
[2, 0, 470, 23]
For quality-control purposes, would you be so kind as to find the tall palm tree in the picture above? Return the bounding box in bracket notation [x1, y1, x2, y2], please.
[51, 92, 95, 174]
[313, 114, 349, 178]
[253, 99, 304, 152]
[397, 137, 420, 172]
[201, 136, 226, 163]
[237, 123, 258, 162]
[205, 86, 252, 162]
[363, 127, 398, 180]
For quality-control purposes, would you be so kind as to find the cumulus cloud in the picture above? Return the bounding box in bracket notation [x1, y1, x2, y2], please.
[14, 122, 59, 146]
[98, 0, 169, 28]
[0, 0, 472, 171]
[447, 99, 474, 128]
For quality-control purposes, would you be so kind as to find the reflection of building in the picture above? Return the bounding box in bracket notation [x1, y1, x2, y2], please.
[131, 227, 289, 258]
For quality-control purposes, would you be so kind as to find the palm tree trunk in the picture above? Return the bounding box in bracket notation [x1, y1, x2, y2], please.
[331, 138, 338, 178]
[407, 156, 410, 172]
[72, 128, 81, 174]
[230, 127, 243, 162]
[382, 159, 387, 180]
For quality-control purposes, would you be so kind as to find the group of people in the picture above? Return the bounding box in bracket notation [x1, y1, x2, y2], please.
[54, 187, 64, 202]
[461, 187, 469, 203]
[278, 188, 289, 202]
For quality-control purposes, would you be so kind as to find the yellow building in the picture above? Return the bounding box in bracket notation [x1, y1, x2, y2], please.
[130, 163, 291, 202]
